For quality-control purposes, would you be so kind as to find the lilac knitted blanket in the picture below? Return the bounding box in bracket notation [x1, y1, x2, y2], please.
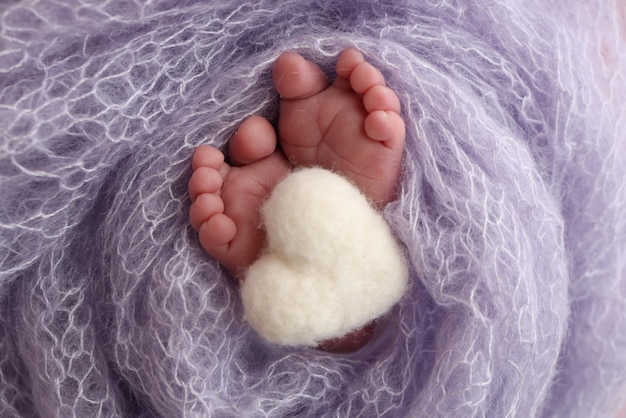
[1, 1, 625, 417]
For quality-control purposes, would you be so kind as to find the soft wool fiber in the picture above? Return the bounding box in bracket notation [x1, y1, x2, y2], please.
[242, 167, 408, 346]
[1, 0, 625, 417]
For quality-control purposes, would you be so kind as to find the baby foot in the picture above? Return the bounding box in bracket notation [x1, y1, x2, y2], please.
[273, 48, 406, 207]
[188, 116, 289, 277]
[190, 49, 406, 352]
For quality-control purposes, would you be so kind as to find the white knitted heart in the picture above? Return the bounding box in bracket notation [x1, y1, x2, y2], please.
[241, 167, 408, 346]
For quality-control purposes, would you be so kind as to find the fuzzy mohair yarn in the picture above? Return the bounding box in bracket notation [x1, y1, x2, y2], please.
[242, 167, 408, 346]
[1, 0, 625, 417]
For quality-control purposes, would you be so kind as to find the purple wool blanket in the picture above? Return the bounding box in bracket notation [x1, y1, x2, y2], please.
[1, 1, 625, 417]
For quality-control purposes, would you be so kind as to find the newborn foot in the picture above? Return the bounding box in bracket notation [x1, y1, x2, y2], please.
[190, 49, 405, 352]
[273, 48, 405, 207]
[188, 116, 288, 277]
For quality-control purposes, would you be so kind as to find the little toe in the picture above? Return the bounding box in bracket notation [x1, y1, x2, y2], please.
[190, 193, 224, 231]
[188, 167, 224, 202]
[363, 85, 401, 114]
[192, 144, 224, 171]
[364, 110, 406, 144]
[228, 116, 277, 166]
[273, 52, 329, 100]
[198, 214, 237, 258]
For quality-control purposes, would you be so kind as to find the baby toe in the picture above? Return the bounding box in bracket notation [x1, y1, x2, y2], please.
[363, 85, 401, 114]
[190, 193, 225, 230]
[188, 167, 224, 202]
[198, 214, 237, 254]
[364, 110, 406, 144]
[273, 52, 329, 100]
[228, 116, 277, 166]
[335, 48, 365, 79]
[349, 61, 386, 95]
[192, 145, 225, 171]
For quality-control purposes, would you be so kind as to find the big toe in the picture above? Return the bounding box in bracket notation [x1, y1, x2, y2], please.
[228, 116, 277, 166]
[272, 52, 329, 100]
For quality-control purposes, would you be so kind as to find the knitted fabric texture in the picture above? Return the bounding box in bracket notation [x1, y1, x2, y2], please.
[1, 0, 625, 417]
[242, 167, 409, 346]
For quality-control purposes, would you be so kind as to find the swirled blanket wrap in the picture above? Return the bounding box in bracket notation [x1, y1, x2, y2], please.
[1, 1, 625, 417]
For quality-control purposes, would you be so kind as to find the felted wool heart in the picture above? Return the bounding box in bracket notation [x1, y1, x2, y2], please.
[241, 167, 409, 346]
